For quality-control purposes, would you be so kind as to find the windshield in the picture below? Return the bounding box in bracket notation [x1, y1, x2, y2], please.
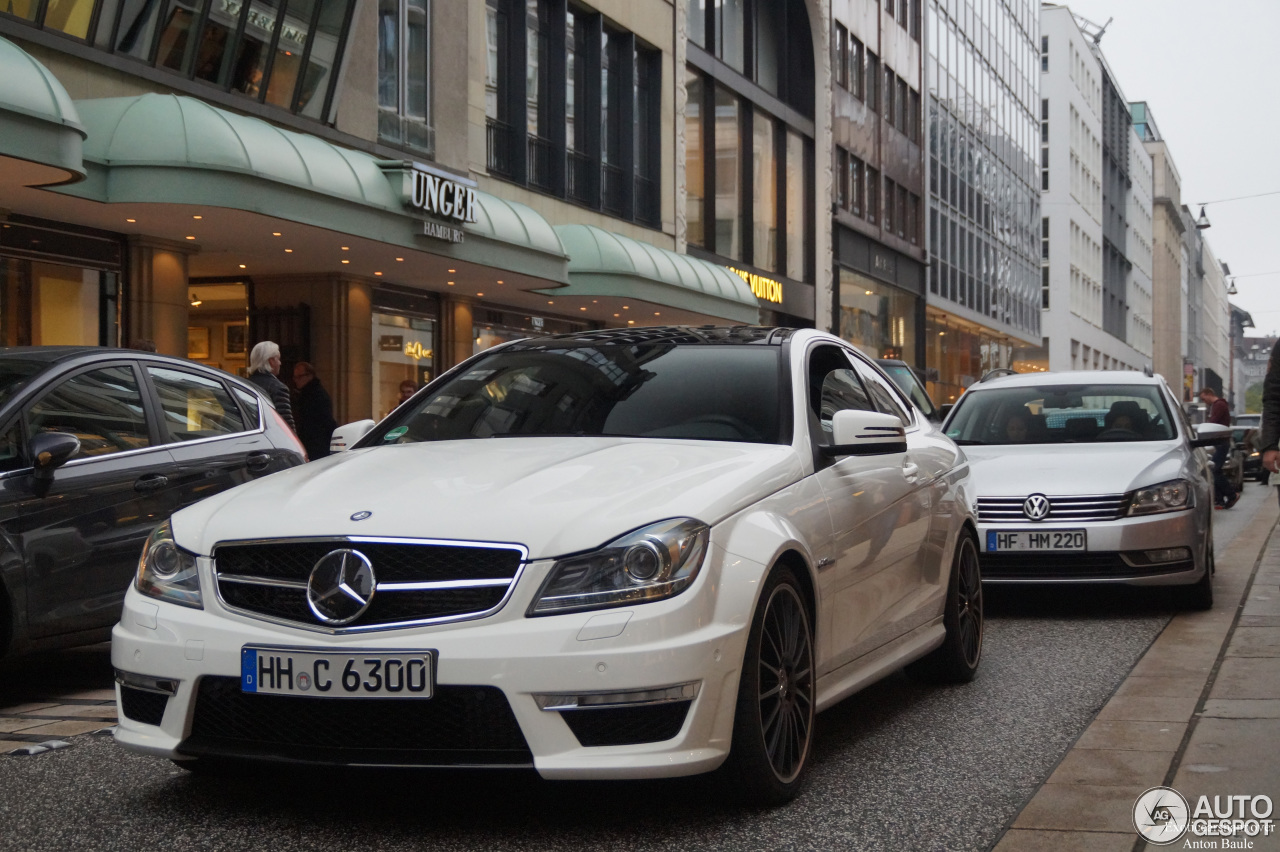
[368, 343, 787, 445]
[877, 362, 935, 416]
[944, 383, 1176, 445]
[0, 360, 44, 407]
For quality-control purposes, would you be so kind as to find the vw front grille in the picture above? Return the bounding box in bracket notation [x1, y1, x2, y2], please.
[978, 494, 1127, 524]
[213, 538, 526, 631]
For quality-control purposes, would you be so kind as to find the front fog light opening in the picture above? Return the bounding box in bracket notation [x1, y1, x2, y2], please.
[1144, 547, 1192, 564]
[533, 681, 700, 711]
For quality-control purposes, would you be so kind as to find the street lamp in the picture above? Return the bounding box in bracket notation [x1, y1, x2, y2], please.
[1227, 278, 1239, 296]
[1194, 205, 1211, 230]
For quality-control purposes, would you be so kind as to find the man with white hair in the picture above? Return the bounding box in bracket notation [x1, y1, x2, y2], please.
[247, 340, 296, 433]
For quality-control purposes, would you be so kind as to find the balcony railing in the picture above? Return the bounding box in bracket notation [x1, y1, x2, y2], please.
[601, 163, 625, 216]
[634, 175, 658, 225]
[528, 134, 554, 191]
[567, 150, 592, 204]
[486, 117, 514, 178]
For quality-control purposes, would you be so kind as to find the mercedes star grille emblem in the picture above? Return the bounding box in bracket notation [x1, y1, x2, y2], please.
[307, 549, 376, 625]
[1023, 494, 1051, 521]
[350, 511, 373, 521]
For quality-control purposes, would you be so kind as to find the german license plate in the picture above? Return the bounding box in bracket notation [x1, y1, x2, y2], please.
[241, 647, 435, 698]
[986, 530, 1086, 552]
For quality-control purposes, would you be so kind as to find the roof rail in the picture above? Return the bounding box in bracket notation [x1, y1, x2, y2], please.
[978, 368, 1019, 383]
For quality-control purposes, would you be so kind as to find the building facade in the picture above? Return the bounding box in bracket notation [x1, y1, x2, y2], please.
[1035, 6, 1151, 374]
[2, 0, 834, 425]
[1130, 101, 1186, 394]
[923, 0, 1042, 405]
[829, 0, 928, 367]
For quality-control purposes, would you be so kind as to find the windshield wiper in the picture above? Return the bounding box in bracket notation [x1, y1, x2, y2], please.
[952, 439, 986, 446]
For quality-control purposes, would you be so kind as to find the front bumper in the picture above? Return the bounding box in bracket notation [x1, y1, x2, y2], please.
[977, 507, 1205, 586]
[112, 546, 757, 779]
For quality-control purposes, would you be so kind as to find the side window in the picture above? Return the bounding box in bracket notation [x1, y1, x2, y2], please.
[232, 387, 262, 428]
[147, 367, 248, 441]
[0, 422, 24, 473]
[808, 345, 874, 437]
[27, 366, 151, 458]
[859, 365, 912, 426]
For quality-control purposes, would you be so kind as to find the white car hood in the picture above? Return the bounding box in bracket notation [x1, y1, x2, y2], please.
[172, 438, 805, 559]
[961, 441, 1189, 497]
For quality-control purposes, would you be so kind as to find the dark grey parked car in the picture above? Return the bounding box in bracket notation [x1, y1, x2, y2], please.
[0, 347, 305, 659]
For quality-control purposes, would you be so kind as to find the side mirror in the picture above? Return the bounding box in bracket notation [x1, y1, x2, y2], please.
[820, 410, 907, 456]
[329, 419, 376, 453]
[1190, 422, 1231, 448]
[29, 431, 80, 497]
[937, 403, 954, 422]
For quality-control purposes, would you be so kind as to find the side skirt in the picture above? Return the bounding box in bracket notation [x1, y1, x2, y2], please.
[814, 618, 945, 713]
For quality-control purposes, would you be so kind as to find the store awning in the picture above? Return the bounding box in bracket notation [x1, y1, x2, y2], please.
[57, 94, 567, 284]
[0, 36, 85, 186]
[549, 225, 760, 324]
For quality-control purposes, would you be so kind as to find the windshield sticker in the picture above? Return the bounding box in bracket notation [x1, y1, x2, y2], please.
[384, 426, 409, 441]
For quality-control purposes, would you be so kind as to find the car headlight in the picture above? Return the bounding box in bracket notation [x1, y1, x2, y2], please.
[1127, 479, 1193, 516]
[136, 521, 203, 609]
[528, 518, 710, 616]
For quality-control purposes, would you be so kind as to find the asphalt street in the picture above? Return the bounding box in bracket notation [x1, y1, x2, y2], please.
[0, 484, 1270, 852]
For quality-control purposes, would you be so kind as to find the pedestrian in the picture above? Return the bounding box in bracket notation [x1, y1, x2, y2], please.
[292, 361, 337, 460]
[399, 379, 418, 404]
[1199, 387, 1238, 509]
[1259, 348, 1280, 497]
[247, 341, 296, 433]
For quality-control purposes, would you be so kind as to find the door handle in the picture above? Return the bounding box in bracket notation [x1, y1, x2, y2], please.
[902, 462, 920, 481]
[134, 474, 169, 493]
[245, 451, 272, 472]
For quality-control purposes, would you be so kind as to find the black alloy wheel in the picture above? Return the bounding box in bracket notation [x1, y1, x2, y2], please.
[907, 531, 983, 683]
[724, 566, 815, 805]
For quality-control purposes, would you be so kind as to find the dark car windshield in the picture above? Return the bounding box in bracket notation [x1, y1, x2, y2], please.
[369, 343, 786, 445]
[945, 383, 1176, 445]
[0, 359, 45, 407]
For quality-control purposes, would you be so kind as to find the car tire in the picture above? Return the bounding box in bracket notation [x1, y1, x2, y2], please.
[1175, 538, 1214, 611]
[722, 565, 815, 806]
[906, 530, 983, 684]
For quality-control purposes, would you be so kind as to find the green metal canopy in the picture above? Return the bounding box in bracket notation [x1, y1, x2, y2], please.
[0, 35, 85, 184]
[58, 93, 567, 283]
[551, 225, 761, 324]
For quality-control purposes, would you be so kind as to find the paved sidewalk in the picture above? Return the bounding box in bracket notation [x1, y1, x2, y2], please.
[994, 495, 1280, 851]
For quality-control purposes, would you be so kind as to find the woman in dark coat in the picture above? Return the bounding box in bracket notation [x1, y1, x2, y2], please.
[246, 340, 296, 433]
[291, 361, 337, 460]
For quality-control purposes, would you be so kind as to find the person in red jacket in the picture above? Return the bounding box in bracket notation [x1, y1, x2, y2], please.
[1199, 387, 1238, 509]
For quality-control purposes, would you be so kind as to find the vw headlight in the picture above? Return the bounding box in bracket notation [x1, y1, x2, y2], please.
[1127, 479, 1192, 516]
[136, 521, 203, 609]
[528, 518, 710, 616]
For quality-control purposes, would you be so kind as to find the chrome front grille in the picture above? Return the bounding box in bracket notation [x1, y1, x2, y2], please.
[977, 494, 1127, 523]
[213, 538, 526, 632]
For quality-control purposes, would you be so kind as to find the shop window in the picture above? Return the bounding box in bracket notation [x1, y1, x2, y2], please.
[714, 85, 741, 261]
[685, 0, 813, 285]
[379, 0, 434, 155]
[753, 110, 777, 272]
[58, 0, 356, 120]
[484, 0, 660, 226]
[685, 69, 706, 248]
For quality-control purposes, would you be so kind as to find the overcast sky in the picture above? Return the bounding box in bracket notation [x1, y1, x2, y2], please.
[1055, 0, 1280, 336]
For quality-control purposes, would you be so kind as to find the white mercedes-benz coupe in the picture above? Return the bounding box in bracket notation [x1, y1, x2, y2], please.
[112, 326, 981, 803]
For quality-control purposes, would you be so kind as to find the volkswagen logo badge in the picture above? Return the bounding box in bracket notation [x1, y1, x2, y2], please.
[350, 511, 372, 521]
[306, 549, 376, 625]
[1023, 493, 1052, 521]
